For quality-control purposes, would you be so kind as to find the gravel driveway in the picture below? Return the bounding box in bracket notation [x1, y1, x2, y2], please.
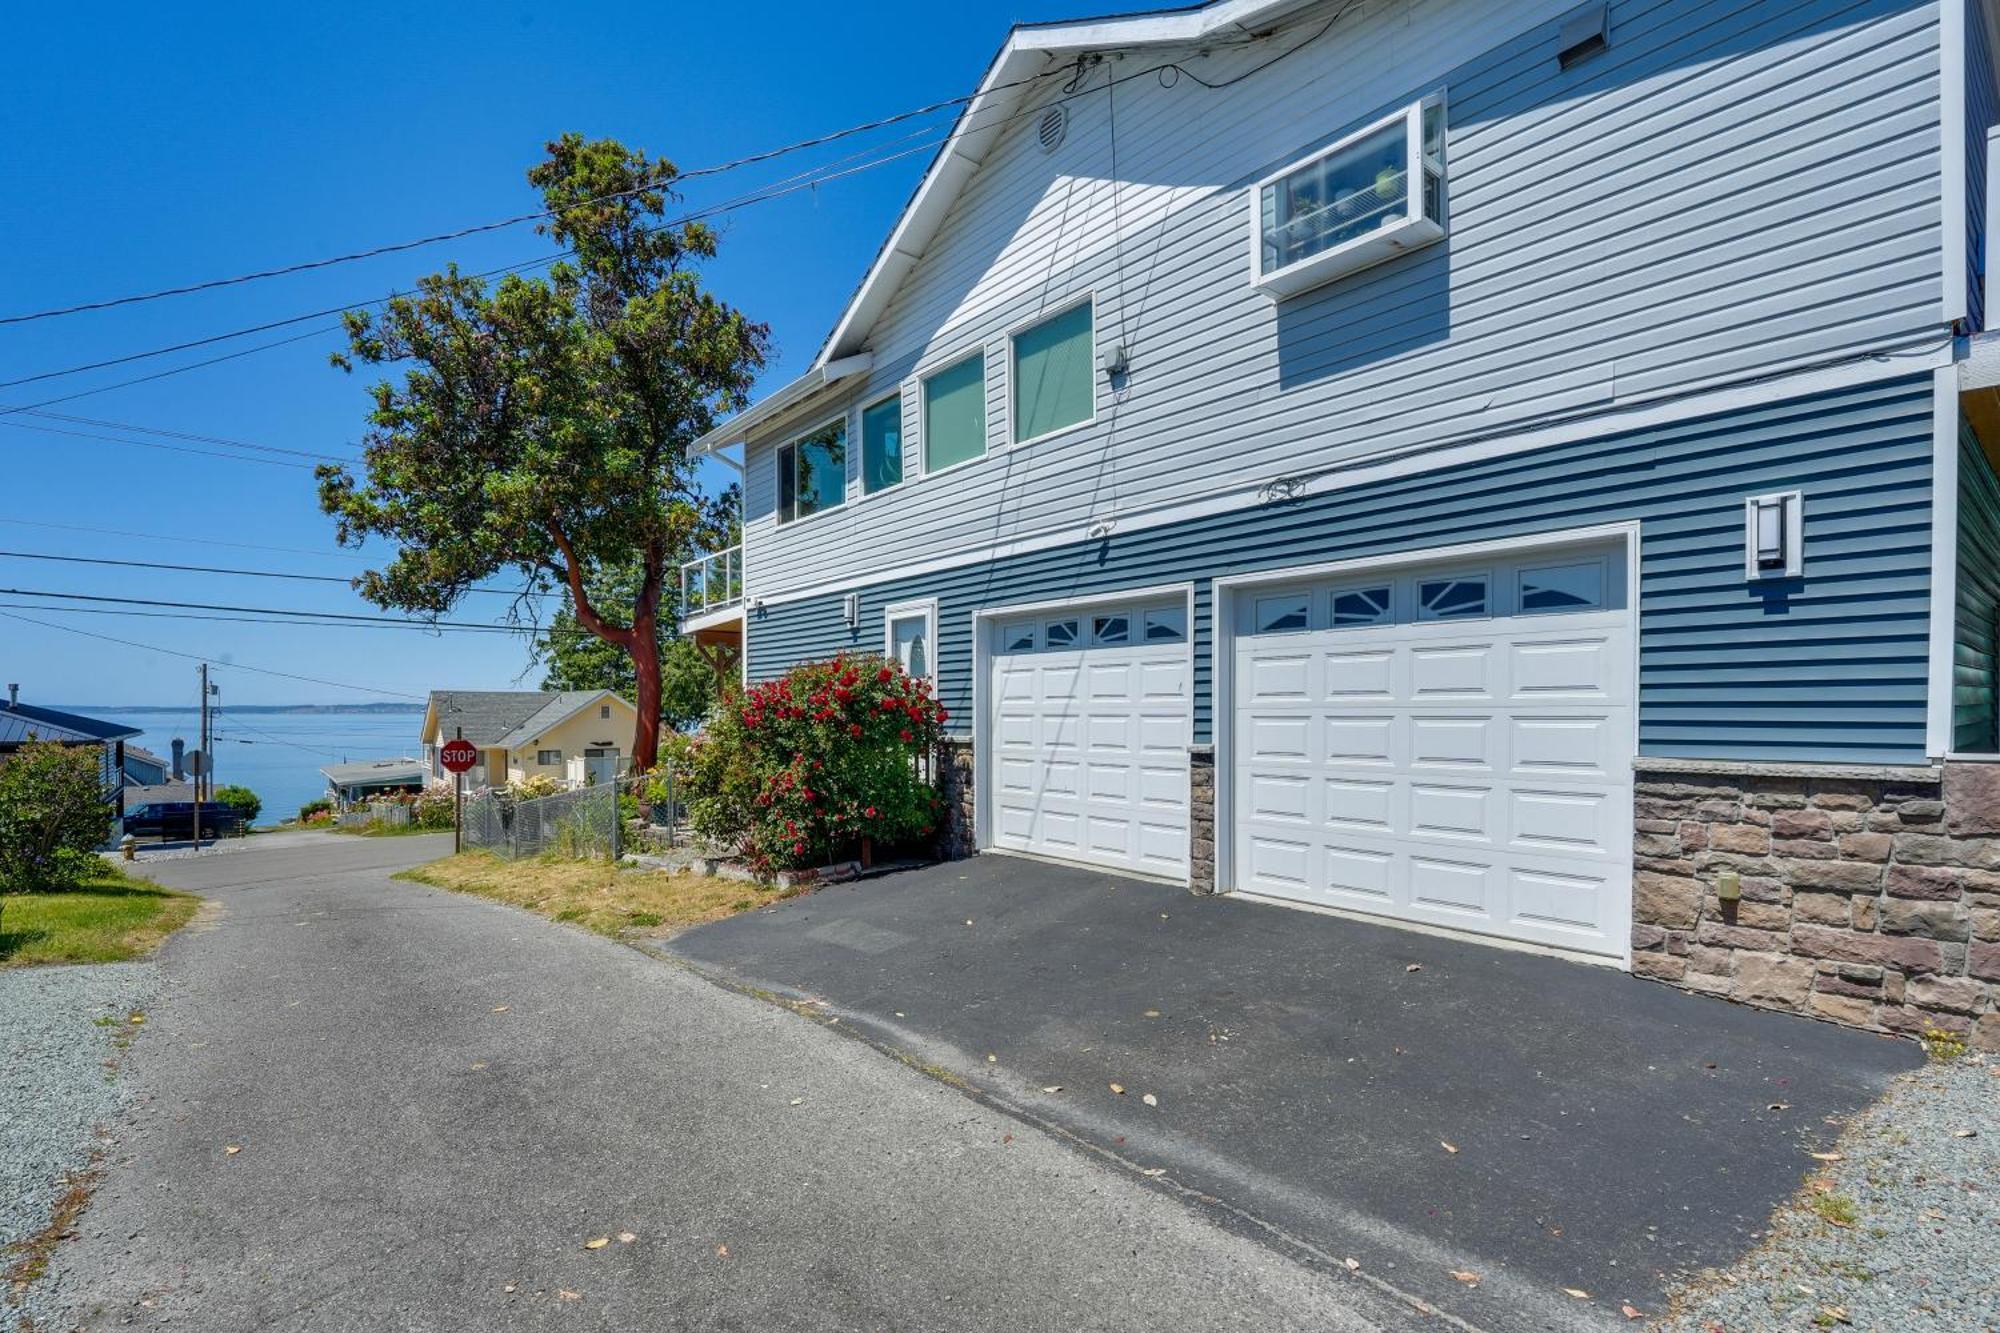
[1, 961, 161, 1333]
[1662, 1054, 1999, 1331]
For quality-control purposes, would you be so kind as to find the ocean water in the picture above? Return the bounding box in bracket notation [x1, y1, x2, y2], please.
[85, 706, 429, 823]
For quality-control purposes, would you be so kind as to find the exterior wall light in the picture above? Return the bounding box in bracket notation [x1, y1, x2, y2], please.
[1744, 490, 1803, 579]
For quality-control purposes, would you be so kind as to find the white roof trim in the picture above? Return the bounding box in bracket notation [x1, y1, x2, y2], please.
[701, 0, 1324, 454]
[693, 351, 873, 456]
[818, 0, 1324, 365]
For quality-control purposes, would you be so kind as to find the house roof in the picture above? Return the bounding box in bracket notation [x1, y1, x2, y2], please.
[423, 689, 626, 749]
[125, 744, 169, 768]
[0, 700, 143, 747]
[321, 757, 427, 787]
[125, 781, 197, 806]
[492, 691, 631, 750]
[694, 0, 1323, 455]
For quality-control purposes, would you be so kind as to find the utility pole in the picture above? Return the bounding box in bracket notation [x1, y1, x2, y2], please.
[195, 663, 207, 849]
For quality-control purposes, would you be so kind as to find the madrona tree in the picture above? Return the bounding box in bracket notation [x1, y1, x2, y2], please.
[318, 134, 766, 770]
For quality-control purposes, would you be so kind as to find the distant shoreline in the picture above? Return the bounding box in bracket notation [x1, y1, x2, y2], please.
[54, 703, 426, 715]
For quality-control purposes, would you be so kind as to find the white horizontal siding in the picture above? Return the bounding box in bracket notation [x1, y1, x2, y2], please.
[743, 0, 1946, 599]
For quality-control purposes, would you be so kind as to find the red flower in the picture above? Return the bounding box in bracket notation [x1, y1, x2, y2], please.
[937, 708, 950, 723]
[793, 841, 805, 855]
[877, 667, 893, 682]
[899, 728, 913, 743]
[849, 724, 862, 739]
[865, 806, 877, 818]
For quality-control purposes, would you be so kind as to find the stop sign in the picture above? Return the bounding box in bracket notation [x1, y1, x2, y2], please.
[440, 738, 480, 774]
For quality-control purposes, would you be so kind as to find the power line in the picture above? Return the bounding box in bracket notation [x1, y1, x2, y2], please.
[0, 515, 367, 560]
[0, 547, 553, 599]
[20, 410, 360, 461]
[0, 609, 426, 699]
[0, 585, 543, 630]
[0, 418, 321, 469]
[0, 139, 944, 416]
[0, 79, 1033, 327]
[0, 601, 565, 634]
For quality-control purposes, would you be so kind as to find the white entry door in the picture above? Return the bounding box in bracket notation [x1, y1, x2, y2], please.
[987, 599, 1192, 879]
[1230, 544, 1634, 958]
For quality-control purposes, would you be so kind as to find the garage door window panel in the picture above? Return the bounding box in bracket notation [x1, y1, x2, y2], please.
[1092, 614, 1130, 645]
[1045, 618, 1078, 648]
[1143, 606, 1186, 642]
[1255, 593, 1310, 633]
[1417, 573, 1489, 620]
[1519, 560, 1605, 613]
[1331, 586, 1392, 626]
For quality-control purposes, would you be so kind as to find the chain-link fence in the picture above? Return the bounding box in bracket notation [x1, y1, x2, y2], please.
[462, 783, 620, 860]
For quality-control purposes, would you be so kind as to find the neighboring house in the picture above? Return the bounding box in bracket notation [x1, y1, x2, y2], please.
[418, 690, 639, 788]
[122, 744, 172, 787]
[321, 758, 427, 808]
[691, 0, 2000, 1040]
[0, 685, 141, 830]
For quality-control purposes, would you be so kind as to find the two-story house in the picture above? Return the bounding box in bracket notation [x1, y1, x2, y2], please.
[687, 0, 2000, 1039]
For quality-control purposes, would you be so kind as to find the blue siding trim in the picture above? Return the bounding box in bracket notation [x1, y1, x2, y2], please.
[748, 376, 1937, 765]
[1970, 0, 1997, 329]
[1954, 420, 2000, 749]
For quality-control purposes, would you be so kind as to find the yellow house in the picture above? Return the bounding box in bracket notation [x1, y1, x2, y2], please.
[419, 689, 641, 789]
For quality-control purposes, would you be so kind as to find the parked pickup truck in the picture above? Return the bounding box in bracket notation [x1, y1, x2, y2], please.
[123, 802, 245, 839]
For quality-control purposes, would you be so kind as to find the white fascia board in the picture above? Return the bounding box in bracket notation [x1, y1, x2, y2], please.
[692, 351, 873, 456]
[818, 0, 1325, 364]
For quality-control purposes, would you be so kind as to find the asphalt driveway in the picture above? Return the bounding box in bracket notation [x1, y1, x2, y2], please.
[662, 854, 1923, 1330]
[35, 832, 1420, 1333]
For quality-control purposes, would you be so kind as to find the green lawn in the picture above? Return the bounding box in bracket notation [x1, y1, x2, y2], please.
[0, 867, 200, 967]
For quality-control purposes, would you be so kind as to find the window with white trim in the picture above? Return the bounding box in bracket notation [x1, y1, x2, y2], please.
[1143, 606, 1187, 643]
[1331, 586, 1392, 626]
[1045, 618, 1078, 648]
[1255, 593, 1310, 633]
[1518, 560, 1605, 613]
[861, 394, 903, 494]
[1091, 613, 1130, 645]
[1417, 574, 1488, 620]
[1001, 621, 1036, 653]
[777, 418, 847, 524]
[923, 352, 986, 472]
[1011, 300, 1094, 443]
[1254, 94, 1447, 299]
[886, 600, 938, 685]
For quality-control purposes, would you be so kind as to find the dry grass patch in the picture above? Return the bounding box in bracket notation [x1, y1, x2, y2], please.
[1, 868, 200, 968]
[397, 852, 780, 937]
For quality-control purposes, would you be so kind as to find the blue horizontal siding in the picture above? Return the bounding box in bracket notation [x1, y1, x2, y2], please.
[748, 375, 1937, 765]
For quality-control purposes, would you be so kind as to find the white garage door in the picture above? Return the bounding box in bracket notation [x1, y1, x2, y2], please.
[988, 600, 1192, 879]
[1230, 545, 1633, 958]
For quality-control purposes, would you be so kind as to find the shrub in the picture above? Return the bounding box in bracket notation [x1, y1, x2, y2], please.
[0, 738, 115, 891]
[411, 782, 457, 830]
[298, 798, 333, 822]
[667, 653, 945, 873]
[214, 784, 263, 825]
[510, 774, 563, 800]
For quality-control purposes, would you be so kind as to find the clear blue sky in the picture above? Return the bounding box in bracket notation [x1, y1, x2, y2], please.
[1, 0, 1110, 707]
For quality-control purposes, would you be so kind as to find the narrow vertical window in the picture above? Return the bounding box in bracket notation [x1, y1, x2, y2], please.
[862, 394, 903, 495]
[923, 353, 986, 473]
[1012, 301, 1094, 443]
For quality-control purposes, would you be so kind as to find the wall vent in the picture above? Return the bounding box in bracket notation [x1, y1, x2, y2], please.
[1038, 105, 1067, 154]
[1556, 2, 1609, 68]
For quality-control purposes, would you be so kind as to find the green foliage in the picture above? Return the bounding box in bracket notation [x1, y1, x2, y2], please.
[298, 798, 333, 821]
[411, 782, 457, 829]
[1921, 1026, 1968, 1062]
[318, 133, 768, 771]
[0, 739, 114, 892]
[510, 774, 563, 800]
[537, 557, 725, 733]
[667, 654, 945, 873]
[213, 784, 262, 824]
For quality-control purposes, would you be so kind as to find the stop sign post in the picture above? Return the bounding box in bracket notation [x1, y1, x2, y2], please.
[441, 735, 478, 852]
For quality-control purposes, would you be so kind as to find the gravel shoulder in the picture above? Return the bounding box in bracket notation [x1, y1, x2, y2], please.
[1, 962, 161, 1333]
[1661, 1054, 1999, 1331]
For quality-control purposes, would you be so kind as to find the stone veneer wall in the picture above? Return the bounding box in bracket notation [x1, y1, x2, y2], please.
[936, 739, 977, 860]
[1190, 747, 1217, 893]
[1632, 760, 2000, 1051]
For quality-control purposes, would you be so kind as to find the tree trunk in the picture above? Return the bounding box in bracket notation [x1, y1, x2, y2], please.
[628, 609, 663, 773]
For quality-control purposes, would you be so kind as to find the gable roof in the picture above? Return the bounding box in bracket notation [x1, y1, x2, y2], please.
[0, 700, 142, 747]
[492, 691, 633, 750]
[694, 0, 1324, 456]
[422, 689, 628, 748]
